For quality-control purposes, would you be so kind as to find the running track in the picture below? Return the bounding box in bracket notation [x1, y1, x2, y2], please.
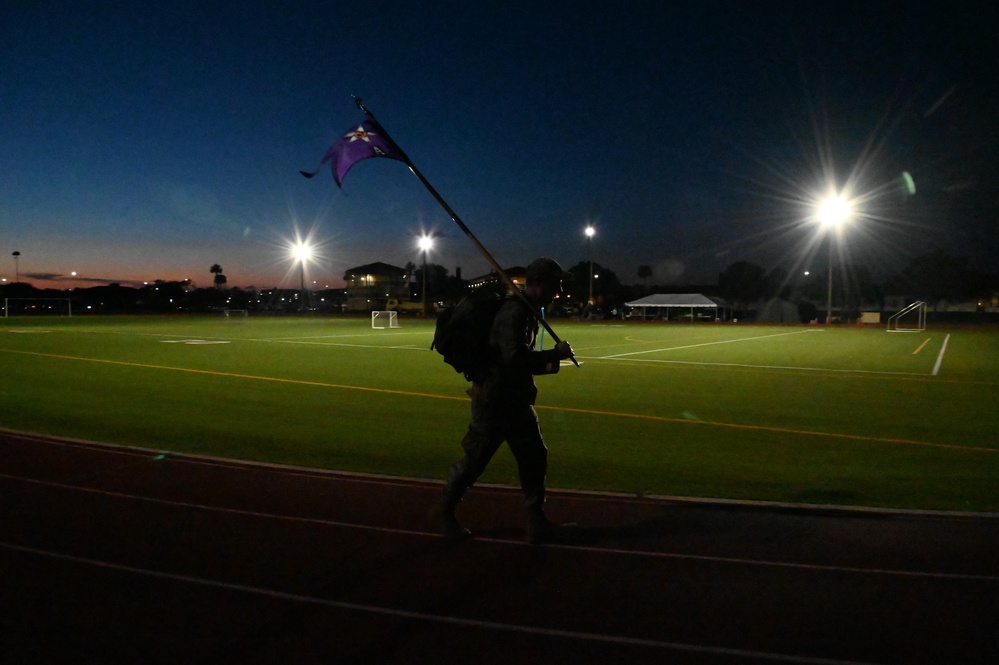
[2, 429, 997, 664]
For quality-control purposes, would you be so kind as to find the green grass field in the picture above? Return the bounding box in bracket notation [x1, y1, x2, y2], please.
[2, 314, 997, 511]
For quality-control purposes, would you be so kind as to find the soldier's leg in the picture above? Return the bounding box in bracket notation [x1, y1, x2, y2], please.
[506, 406, 574, 544]
[444, 425, 504, 504]
[432, 393, 504, 538]
[504, 405, 548, 512]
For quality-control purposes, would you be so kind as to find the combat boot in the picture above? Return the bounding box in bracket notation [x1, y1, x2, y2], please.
[525, 509, 574, 545]
[429, 498, 471, 540]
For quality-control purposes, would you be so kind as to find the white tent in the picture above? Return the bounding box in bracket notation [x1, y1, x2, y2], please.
[624, 293, 727, 321]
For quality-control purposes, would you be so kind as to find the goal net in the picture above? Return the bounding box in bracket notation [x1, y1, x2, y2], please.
[4, 298, 73, 317]
[371, 310, 400, 329]
[887, 301, 926, 332]
[222, 308, 249, 321]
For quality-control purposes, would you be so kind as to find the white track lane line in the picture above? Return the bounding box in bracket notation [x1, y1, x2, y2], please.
[3, 473, 996, 583]
[0, 539, 883, 665]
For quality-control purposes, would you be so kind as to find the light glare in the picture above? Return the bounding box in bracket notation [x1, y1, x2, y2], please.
[293, 242, 312, 262]
[816, 194, 853, 230]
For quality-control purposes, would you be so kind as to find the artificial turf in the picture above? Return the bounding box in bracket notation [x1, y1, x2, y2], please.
[2, 315, 996, 511]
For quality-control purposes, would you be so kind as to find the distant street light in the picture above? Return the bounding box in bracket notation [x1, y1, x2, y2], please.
[293, 242, 312, 312]
[815, 191, 854, 324]
[584, 225, 596, 305]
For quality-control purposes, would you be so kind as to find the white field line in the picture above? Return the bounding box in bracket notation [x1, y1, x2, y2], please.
[932, 334, 951, 376]
[136, 330, 429, 342]
[19, 326, 948, 375]
[582, 356, 934, 377]
[600, 329, 822, 359]
[61, 329, 430, 350]
[580, 330, 734, 353]
[268, 332, 429, 340]
[592, 329, 946, 377]
[250, 338, 427, 351]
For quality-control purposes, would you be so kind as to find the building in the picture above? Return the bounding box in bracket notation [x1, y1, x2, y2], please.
[466, 266, 526, 292]
[343, 262, 408, 312]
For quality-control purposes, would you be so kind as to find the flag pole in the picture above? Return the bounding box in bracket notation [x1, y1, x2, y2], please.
[353, 97, 578, 367]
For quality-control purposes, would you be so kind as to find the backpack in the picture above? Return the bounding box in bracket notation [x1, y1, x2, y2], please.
[431, 286, 507, 382]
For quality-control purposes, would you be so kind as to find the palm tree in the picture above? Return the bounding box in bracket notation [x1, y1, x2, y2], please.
[210, 264, 224, 290]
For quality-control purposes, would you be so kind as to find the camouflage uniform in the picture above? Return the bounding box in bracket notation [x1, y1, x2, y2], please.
[442, 296, 563, 511]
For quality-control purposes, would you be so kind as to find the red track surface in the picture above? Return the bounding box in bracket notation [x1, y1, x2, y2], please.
[2, 429, 997, 664]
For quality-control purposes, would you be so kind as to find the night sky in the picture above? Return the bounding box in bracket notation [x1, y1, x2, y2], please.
[2, 1, 996, 291]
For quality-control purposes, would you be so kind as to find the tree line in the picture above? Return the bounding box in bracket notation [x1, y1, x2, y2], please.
[2, 250, 991, 318]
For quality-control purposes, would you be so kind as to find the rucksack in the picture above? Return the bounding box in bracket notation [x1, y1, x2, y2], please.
[431, 286, 507, 382]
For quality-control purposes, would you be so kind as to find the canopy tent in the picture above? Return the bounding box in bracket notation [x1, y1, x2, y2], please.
[624, 293, 728, 321]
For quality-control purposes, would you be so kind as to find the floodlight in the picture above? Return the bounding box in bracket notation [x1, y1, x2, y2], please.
[293, 242, 313, 262]
[816, 194, 852, 231]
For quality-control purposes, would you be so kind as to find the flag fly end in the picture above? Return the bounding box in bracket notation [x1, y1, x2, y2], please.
[299, 109, 408, 185]
[299, 100, 576, 366]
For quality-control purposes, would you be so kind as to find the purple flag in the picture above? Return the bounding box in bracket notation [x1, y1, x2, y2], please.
[300, 113, 409, 186]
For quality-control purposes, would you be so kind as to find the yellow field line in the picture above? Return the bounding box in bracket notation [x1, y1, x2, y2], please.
[536, 404, 992, 453]
[4, 348, 993, 454]
[913, 338, 931, 355]
[1, 349, 461, 402]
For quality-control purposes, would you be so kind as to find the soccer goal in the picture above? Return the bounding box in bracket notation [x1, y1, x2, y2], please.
[887, 301, 926, 332]
[222, 308, 249, 321]
[4, 298, 73, 317]
[371, 310, 400, 329]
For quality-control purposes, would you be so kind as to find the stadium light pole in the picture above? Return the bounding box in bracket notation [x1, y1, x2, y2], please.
[293, 242, 312, 313]
[815, 192, 853, 324]
[584, 224, 596, 305]
[12, 251, 20, 283]
[418, 234, 434, 316]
